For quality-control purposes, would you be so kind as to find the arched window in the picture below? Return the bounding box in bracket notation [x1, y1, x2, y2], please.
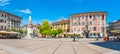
[2, 14, 4, 17]
[1, 25, 3, 29]
[102, 15, 104, 20]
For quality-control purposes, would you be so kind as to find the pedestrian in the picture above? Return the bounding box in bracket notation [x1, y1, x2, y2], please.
[103, 34, 108, 42]
[73, 34, 76, 41]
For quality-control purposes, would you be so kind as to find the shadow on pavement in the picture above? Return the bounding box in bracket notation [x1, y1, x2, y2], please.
[90, 42, 120, 51]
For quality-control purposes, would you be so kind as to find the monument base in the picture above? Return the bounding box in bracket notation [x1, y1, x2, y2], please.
[23, 35, 33, 39]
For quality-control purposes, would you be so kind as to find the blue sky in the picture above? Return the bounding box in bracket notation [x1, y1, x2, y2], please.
[0, 0, 120, 26]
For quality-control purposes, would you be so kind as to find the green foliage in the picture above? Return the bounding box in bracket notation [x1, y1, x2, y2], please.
[39, 20, 63, 37]
[39, 20, 52, 36]
[25, 30, 27, 34]
[18, 29, 23, 34]
[11, 28, 23, 34]
[57, 28, 63, 34]
[11, 28, 17, 32]
[51, 29, 63, 37]
[37, 23, 41, 26]
[51, 30, 59, 35]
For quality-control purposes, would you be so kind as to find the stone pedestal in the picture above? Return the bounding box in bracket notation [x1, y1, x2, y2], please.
[23, 16, 33, 39]
[24, 24, 33, 39]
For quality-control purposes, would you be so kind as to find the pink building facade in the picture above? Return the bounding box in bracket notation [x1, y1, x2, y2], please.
[70, 12, 107, 37]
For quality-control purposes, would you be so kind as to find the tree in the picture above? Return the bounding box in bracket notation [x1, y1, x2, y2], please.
[18, 29, 23, 34]
[51, 30, 59, 37]
[57, 28, 63, 34]
[39, 20, 51, 36]
[11, 28, 17, 32]
[25, 30, 27, 34]
[51, 29, 63, 37]
[37, 23, 41, 26]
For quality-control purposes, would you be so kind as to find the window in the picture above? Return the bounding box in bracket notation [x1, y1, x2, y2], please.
[72, 23, 74, 26]
[5, 15, 6, 18]
[93, 15, 96, 18]
[86, 22, 88, 25]
[82, 16, 84, 19]
[90, 15, 92, 18]
[78, 22, 80, 25]
[98, 15, 101, 18]
[82, 22, 84, 25]
[93, 27, 96, 31]
[93, 33, 96, 36]
[98, 21, 100, 25]
[74, 18, 76, 20]
[64, 23, 65, 25]
[102, 27, 105, 30]
[71, 18, 73, 20]
[102, 20, 104, 25]
[102, 15, 104, 20]
[78, 17, 80, 19]
[2, 14, 4, 17]
[1, 25, 3, 29]
[5, 20, 6, 23]
[4, 26, 6, 30]
[75, 22, 77, 26]
[90, 22, 92, 25]
[86, 16, 88, 19]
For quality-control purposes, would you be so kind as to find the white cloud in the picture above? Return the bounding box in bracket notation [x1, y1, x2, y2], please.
[57, 17, 68, 21]
[20, 9, 31, 14]
[0, 0, 10, 6]
[113, 20, 117, 22]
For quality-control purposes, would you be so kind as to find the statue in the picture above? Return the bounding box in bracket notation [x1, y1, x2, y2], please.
[84, 25, 90, 38]
[24, 16, 33, 39]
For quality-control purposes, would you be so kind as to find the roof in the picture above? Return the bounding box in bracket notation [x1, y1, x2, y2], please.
[109, 19, 120, 24]
[0, 10, 22, 19]
[23, 24, 40, 28]
[51, 19, 70, 25]
[70, 11, 107, 16]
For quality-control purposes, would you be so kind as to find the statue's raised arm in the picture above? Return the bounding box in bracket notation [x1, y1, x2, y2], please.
[29, 16, 32, 24]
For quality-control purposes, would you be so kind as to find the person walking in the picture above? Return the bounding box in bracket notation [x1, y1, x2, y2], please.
[104, 34, 108, 42]
[73, 34, 76, 41]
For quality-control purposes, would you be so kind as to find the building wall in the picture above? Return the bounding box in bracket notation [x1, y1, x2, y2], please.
[52, 23, 69, 33]
[52, 19, 70, 37]
[0, 10, 22, 31]
[0, 12, 8, 30]
[70, 12, 107, 37]
[109, 20, 120, 30]
[22, 24, 40, 37]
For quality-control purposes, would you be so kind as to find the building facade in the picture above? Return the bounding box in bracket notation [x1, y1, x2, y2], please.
[22, 24, 40, 37]
[70, 12, 107, 37]
[0, 10, 22, 31]
[109, 20, 120, 30]
[51, 19, 70, 37]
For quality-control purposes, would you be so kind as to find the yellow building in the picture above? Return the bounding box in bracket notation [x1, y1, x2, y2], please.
[51, 19, 70, 37]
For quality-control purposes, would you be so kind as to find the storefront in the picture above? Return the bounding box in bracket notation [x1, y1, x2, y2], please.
[0, 31, 19, 39]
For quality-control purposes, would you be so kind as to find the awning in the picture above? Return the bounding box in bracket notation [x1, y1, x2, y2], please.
[10, 31, 19, 34]
[0, 31, 10, 34]
[0, 31, 19, 34]
[110, 30, 120, 34]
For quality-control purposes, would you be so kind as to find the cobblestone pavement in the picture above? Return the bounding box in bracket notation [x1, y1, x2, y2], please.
[0, 38, 119, 54]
